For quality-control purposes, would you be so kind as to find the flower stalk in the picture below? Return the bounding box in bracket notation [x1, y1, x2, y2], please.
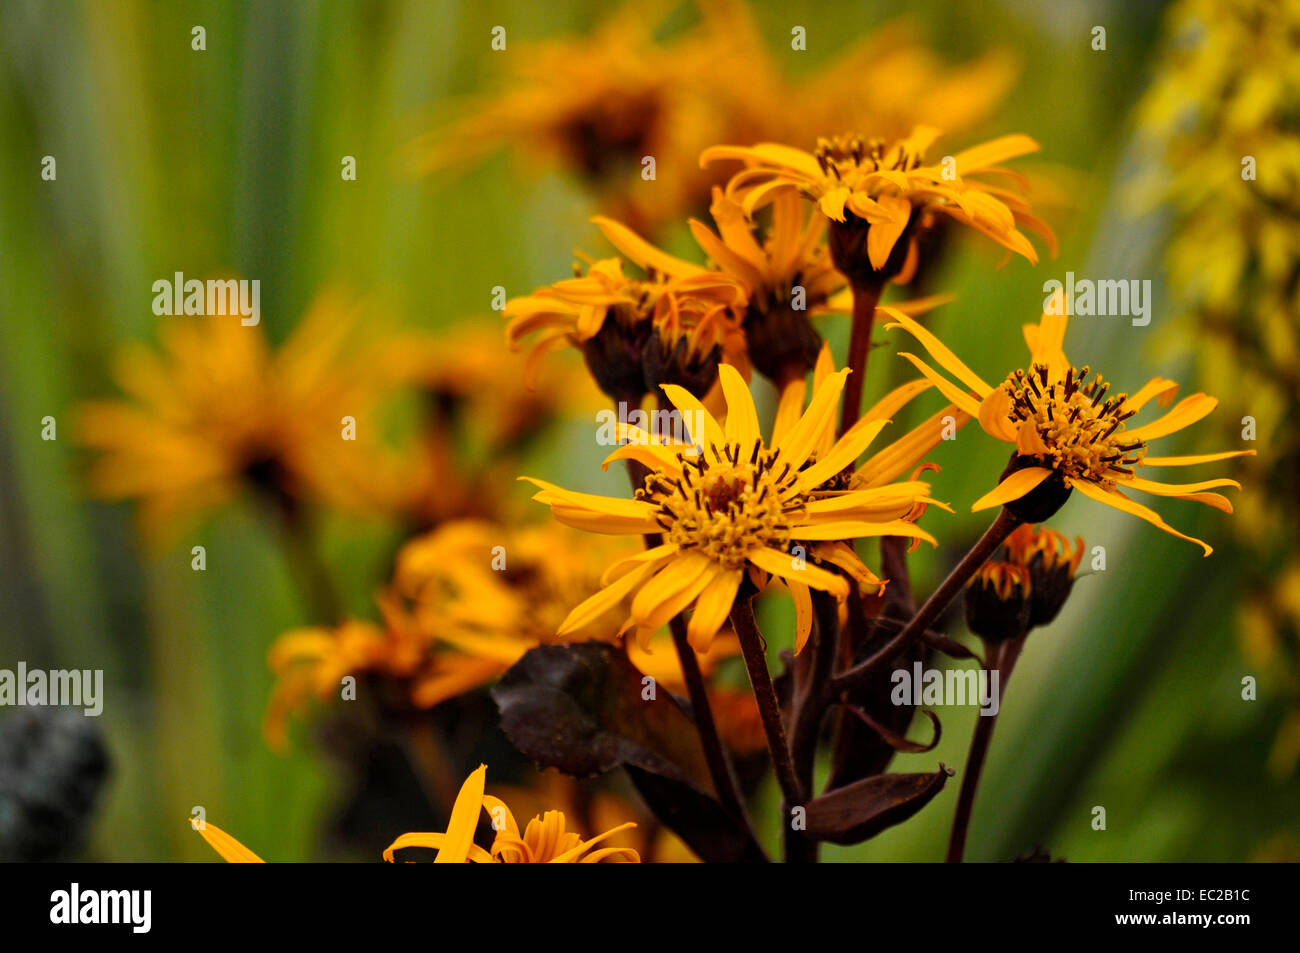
[946, 635, 1023, 862]
[831, 507, 1022, 696]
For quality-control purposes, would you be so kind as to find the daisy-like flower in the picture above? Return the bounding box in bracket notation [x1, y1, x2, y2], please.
[412, 3, 709, 236]
[504, 217, 748, 401]
[75, 292, 394, 544]
[383, 765, 640, 863]
[882, 303, 1254, 555]
[701, 127, 1054, 282]
[523, 364, 942, 653]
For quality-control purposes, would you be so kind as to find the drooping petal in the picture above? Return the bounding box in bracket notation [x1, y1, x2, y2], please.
[866, 194, 913, 270]
[560, 556, 672, 636]
[1070, 478, 1211, 556]
[971, 466, 1052, 512]
[382, 832, 494, 864]
[191, 820, 266, 863]
[789, 580, 814, 655]
[881, 307, 993, 397]
[1123, 394, 1218, 442]
[1140, 449, 1256, 467]
[592, 216, 703, 277]
[896, 353, 982, 417]
[687, 569, 743, 651]
[747, 547, 850, 598]
[977, 387, 1019, 441]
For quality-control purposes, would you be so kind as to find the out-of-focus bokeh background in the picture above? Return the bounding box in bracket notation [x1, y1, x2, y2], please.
[1, 0, 1296, 861]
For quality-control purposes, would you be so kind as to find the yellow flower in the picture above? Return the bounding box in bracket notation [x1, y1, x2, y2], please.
[505, 217, 748, 399]
[702, 127, 1053, 274]
[883, 304, 1254, 555]
[189, 818, 266, 863]
[412, 3, 700, 234]
[489, 771, 699, 863]
[262, 609, 502, 752]
[687, 187, 842, 384]
[75, 292, 393, 544]
[764, 344, 964, 646]
[383, 765, 640, 863]
[523, 363, 943, 653]
[264, 520, 740, 747]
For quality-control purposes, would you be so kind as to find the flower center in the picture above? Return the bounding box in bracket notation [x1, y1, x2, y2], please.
[1003, 363, 1146, 488]
[814, 134, 927, 183]
[639, 441, 801, 569]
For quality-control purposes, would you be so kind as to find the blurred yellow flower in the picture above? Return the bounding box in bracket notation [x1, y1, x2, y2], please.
[265, 519, 740, 748]
[417, 1, 1021, 236]
[75, 292, 395, 545]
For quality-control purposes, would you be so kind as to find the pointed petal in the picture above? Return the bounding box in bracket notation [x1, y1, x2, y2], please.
[881, 307, 992, 396]
[971, 466, 1052, 512]
[687, 569, 743, 651]
[435, 764, 488, 863]
[1123, 394, 1218, 442]
[1071, 478, 1212, 556]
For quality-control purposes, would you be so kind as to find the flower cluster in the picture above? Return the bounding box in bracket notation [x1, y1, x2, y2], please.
[67, 2, 1257, 864]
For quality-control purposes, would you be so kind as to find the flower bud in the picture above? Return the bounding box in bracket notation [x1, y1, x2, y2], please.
[1003, 524, 1084, 628]
[964, 562, 1032, 642]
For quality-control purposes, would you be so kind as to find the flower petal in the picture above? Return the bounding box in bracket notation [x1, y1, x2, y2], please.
[971, 466, 1052, 512]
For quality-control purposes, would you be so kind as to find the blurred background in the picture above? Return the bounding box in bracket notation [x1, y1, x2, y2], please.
[0, 0, 1296, 862]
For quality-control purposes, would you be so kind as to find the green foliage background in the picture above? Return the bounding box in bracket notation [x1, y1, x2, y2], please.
[0, 0, 1294, 861]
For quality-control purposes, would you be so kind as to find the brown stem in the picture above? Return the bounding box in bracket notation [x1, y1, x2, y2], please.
[839, 279, 886, 434]
[667, 613, 749, 822]
[622, 456, 749, 828]
[785, 591, 841, 863]
[946, 637, 1023, 863]
[831, 508, 1022, 696]
[791, 591, 839, 794]
[730, 595, 803, 811]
